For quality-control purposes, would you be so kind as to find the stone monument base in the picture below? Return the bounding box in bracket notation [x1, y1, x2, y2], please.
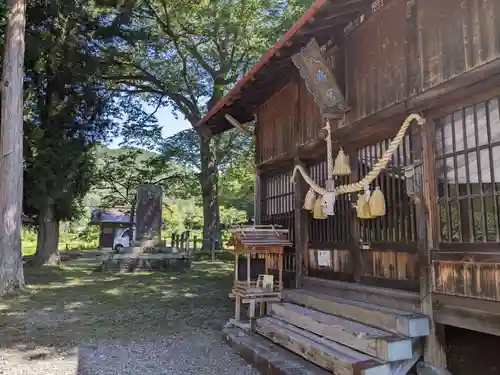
[99, 252, 191, 272]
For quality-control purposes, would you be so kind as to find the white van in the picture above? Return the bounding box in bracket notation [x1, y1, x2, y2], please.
[113, 227, 135, 251]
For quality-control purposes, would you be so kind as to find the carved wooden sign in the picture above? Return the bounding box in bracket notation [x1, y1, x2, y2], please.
[291, 38, 348, 115]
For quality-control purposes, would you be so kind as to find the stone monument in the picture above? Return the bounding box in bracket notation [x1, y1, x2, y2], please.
[134, 184, 163, 250]
[99, 184, 192, 272]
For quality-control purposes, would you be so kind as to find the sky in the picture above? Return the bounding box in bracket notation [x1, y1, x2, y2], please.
[109, 103, 192, 149]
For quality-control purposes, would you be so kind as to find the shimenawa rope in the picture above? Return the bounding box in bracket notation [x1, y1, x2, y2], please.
[291, 114, 426, 195]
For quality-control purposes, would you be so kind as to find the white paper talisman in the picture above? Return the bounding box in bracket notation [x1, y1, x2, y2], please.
[317, 250, 331, 267]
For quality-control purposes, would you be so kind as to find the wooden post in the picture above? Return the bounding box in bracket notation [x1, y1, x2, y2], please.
[408, 123, 447, 368]
[254, 170, 262, 225]
[234, 253, 239, 287]
[246, 252, 251, 287]
[0, 0, 27, 294]
[278, 251, 283, 292]
[348, 148, 362, 282]
[293, 157, 309, 288]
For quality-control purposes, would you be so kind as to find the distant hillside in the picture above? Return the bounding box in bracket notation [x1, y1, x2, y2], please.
[94, 144, 158, 164]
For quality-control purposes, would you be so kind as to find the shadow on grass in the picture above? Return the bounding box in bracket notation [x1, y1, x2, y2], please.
[0, 259, 236, 355]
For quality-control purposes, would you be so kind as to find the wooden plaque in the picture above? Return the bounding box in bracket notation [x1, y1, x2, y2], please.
[292, 38, 348, 115]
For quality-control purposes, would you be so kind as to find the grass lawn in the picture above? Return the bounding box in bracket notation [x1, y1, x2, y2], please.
[0, 259, 235, 351]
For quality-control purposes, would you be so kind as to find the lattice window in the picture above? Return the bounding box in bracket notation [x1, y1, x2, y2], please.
[435, 97, 500, 244]
[357, 134, 417, 244]
[261, 170, 295, 244]
[308, 159, 351, 247]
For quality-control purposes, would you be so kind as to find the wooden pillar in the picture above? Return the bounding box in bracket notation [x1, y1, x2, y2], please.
[415, 121, 447, 368]
[255, 170, 262, 225]
[234, 253, 239, 287]
[293, 157, 309, 288]
[348, 147, 362, 282]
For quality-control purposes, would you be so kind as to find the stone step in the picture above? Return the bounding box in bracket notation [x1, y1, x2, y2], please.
[255, 317, 391, 375]
[223, 326, 332, 375]
[270, 302, 414, 361]
[285, 289, 429, 337]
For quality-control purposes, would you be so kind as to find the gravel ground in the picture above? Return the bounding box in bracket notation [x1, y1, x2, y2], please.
[0, 331, 258, 375]
[0, 259, 258, 375]
[77, 332, 258, 375]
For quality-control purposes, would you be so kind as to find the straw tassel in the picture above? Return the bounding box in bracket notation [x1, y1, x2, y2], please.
[313, 197, 327, 220]
[333, 148, 352, 176]
[303, 188, 316, 211]
[369, 186, 386, 217]
[356, 193, 373, 219]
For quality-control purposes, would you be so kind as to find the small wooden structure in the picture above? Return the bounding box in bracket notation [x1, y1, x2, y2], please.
[228, 225, 292, 330]
[90, 207, 133, 250]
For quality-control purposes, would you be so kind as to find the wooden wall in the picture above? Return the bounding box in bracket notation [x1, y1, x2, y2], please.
[345, 0, 500, 124]
[254, 0, 500, 299]
[257, 0, 500, 164]
[345, 0, 408, 120]
[256, 46, 343, 164]
[257, 82, 299, 164]
[433, 261, 500, 301]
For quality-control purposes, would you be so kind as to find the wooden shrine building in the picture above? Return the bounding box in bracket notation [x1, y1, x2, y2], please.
[197, 0, 500, 374]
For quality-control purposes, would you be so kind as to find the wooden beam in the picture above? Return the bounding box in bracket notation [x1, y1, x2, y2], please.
[334, 59, 500, 149]
[285, 289, 430, 337]
[433, 294, 500, 337]
[255, 317, 390, 375]
[298, 16, 355, 37]
[224, 326, 333, 375]
[343, 0, 393, 37]
[270, 303, 413, 361]
[302, 277, 421, 312]
[320, 0, 371, 22]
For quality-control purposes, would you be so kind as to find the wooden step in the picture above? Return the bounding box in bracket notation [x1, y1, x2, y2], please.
[285, 289, 429, 337]
[223, 326, 332, 375]
[270, 302, 413, 361]
[255, 317, 391, 375]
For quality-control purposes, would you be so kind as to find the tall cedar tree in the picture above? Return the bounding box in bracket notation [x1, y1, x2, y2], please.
[0, 0, 27, 294]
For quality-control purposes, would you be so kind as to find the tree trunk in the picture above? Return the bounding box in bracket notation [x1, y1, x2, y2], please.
[35, 202, 60, 266]
[200, 136, 221, 251]
[0, 0, 26, 294]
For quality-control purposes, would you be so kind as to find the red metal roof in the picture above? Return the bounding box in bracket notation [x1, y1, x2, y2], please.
[196, 0, 328, 129]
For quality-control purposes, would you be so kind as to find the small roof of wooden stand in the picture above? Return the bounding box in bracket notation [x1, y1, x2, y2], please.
[228, 225, 293, 253]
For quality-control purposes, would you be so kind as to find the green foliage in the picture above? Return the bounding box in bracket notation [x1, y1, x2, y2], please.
[22, 0, 162, 225]
[94, 148, 196, 208]
[22, 225, 99, 256]
[94, 0, 312, 247]
[18, 0, 313, 251]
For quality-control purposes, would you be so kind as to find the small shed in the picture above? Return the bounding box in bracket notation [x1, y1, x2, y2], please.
[90, 207, 134, 249]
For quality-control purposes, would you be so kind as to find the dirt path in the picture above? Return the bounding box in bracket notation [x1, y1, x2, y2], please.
[0, 259, 258, 375]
